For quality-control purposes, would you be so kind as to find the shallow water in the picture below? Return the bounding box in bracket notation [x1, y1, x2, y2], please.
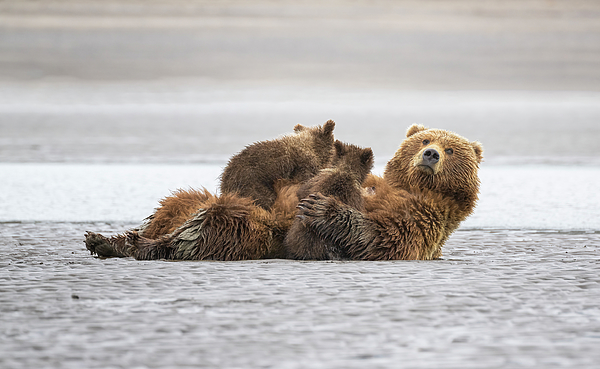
[1, 163, 599, 230]
[2, 82, 600, 165]
[1, 222, 599, 369]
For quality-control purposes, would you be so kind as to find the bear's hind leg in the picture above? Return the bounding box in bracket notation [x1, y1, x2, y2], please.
[125, 231, 174, 260]
[85, 231, 131, 258]
[85, 193, 281, 261]
[84, 230, 174, 260]
[169, 194, 277, 260]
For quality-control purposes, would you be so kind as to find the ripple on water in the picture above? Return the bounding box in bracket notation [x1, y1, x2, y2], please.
[1, 223, 600, 368]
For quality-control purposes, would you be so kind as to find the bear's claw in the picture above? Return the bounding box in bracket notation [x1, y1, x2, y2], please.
[84, 231, 118, 257]
[296, 193, 333, 223]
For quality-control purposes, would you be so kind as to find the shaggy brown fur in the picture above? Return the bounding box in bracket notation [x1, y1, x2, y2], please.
[85, 193, 290, 261]
[296, 124, 483, 260]
[140, 188, 213, 239]
[219, 120, 336, 209]
[284, 141, 374, 260]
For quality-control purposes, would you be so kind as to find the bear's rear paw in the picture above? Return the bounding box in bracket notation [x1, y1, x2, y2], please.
[85, 231, 120, 258]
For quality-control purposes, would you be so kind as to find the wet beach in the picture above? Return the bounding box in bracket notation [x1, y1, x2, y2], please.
[2, 222, 600, 368]
[1, 1, 600, 368]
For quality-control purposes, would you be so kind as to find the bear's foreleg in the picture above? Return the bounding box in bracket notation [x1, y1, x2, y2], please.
[284, 220, 348, 260]
[297, 193, 444, 260]
[296, 193, 377, 259]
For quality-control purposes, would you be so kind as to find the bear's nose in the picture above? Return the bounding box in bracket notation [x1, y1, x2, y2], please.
[422, 148, 439, 165]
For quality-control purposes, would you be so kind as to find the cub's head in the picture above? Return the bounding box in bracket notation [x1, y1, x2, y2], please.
[384, 124, 483, 203]
[293, 119, 336, 166]
[330, 140, 374, 182]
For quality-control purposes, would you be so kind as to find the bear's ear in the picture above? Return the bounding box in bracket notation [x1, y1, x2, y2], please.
[334, 140, 346, 157]
[406, 124, 427, 137]
[322, 119, 336, 136]
[471, 141, 484, 163]
[360, 148, 374, 168]
[294, 124, 306, 133]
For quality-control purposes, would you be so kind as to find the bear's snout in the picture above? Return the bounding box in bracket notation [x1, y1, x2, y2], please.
[413, 147, 441, 175]
[422, 148, 440, 166]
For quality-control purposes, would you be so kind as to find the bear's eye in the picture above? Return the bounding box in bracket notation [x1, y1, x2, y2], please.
[422, 139, 430, 145]
[445, 148, 454, 155]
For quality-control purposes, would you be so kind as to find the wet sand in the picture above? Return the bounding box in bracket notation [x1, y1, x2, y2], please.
[1, 222, 599, 368]
[1, 161, 599, 368]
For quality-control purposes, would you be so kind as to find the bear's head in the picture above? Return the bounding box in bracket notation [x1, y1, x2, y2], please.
[293, 120, 336, 167]
[384, 124, 483, 206]
[330, 140, 374, 182]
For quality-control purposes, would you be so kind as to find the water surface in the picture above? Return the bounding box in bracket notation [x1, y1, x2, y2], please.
[1, 222, 599, 369]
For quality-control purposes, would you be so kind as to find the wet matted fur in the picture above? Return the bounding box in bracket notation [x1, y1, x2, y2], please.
[86, 193, 287, 261]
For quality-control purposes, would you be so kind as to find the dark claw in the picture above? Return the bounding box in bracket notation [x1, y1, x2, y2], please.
[295, 214, 306, 220]
[300, 198, 316, 205]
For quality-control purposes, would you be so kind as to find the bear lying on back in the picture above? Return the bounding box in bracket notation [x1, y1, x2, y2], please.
[284, 141, 374, 260]
[220, 120, 336, 209]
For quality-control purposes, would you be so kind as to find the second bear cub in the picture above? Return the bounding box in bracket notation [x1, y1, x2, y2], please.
[284, 141, 374, 260]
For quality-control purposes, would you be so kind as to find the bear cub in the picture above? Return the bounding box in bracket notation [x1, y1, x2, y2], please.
[284, 140, 374, 260]
[220, 120, 336, 209]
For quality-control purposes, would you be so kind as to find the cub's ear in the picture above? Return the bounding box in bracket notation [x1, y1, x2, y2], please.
[471, 141, 484, 163]
[333, 140, 346, 156]
[360, 148, 374, 168]
[294, 124, 306, 133]
[322, 119, 336, 136]
[406, 124, 428, 137]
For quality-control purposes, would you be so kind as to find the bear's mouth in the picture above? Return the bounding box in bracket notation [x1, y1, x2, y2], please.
[417, 164, 435, 175]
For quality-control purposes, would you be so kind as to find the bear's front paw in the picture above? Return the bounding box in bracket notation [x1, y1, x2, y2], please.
[296, 193, 338, 224]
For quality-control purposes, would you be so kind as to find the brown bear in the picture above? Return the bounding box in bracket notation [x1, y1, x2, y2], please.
[284, 141, 374, 260]
[219, 119, 336, 209]
[295, 124, 483, 260]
